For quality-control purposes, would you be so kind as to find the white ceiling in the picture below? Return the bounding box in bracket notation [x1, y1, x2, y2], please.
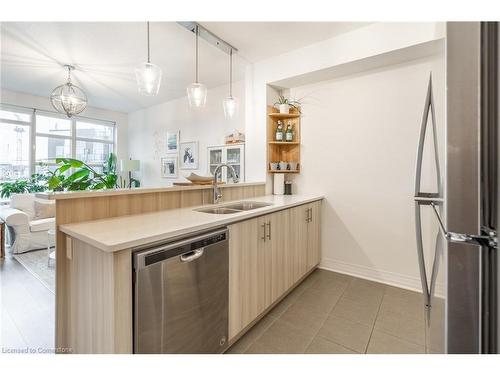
[0, 22, 369, 113]
[200, 22, 370, 62]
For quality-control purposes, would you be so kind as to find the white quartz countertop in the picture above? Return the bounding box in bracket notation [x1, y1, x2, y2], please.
[59, 194, 323, 252]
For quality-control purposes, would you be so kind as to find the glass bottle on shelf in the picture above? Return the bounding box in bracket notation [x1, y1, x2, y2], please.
[275, 120, 284, 141]
[285, 121, 293, 142]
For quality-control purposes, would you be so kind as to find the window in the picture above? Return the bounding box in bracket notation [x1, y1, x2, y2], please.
[75, 120, 115, 168]
[0, 104, 116, 183]
[0, 107, 31, 182]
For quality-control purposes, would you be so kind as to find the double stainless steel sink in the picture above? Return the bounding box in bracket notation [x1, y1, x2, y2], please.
[195, 201, 272, 214]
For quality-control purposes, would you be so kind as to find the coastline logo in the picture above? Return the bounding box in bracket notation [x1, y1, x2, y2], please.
[1, 346, 73, 354]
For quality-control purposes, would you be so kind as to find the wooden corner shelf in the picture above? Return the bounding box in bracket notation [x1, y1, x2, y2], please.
[268, 112, 301, 120]
[267, 169, 300, 173]
[267, 105, 301, 174]
[268, 141, 300, 145]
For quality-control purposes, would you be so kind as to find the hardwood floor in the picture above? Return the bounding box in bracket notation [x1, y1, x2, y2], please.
[0, 252, 55, 353]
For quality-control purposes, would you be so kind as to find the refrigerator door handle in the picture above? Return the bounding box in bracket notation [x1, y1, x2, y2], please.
[415, 202, 431, 308]
[414, 74, 442, 199]
[413, 73, 442, 310]
[430, 202, 498, 248]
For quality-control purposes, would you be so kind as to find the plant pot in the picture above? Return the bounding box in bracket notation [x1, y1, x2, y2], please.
[288, 162, 298, 171]
[279, 161, 288, 171]
[279, 104, 290, 114]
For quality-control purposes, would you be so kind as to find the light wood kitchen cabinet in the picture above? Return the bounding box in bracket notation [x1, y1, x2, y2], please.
[228, 216, 271, 340]
[289, 204, 309, 282]
[269, 209, 289, 303]
[228, 200, 322, 341]
[306, 200, 322, 270]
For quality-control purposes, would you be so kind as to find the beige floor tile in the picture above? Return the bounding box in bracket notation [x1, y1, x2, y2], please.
[343, 278, 385, 304]
[244, 341, 283, 354]
[267, 286, 305, 318]
[317, 315, 372, 353]
[374, 308, 425, 345]
[305, 336, 357, 354]
[278, 302, 329, 333]
[378, 294, 424, 323]
[225, 314, 277, 354]
[366, 330, 425, 354]
[331, 294, 381, 326]
[245, 320, 317, 354]
[293, 287, 343, 314]
[309, 271, 351, 292]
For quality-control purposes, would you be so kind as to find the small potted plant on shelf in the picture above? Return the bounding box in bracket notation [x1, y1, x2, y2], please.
[274, 95, 302, 114]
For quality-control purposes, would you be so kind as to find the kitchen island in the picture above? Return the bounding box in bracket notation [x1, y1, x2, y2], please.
[54, 189, 322, 353]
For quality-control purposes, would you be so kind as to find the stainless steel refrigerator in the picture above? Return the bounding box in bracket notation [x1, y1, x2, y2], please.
[414, 22, 498, 354]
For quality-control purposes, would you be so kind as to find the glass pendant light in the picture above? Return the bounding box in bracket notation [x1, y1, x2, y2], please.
[50, 65, 87, 118]
[187, 25, 207, 108]
[223, 48, 238, 119]
[135, 22, 162, 96]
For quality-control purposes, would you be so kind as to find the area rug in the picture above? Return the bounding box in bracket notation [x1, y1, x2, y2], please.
[13, 249, 55, 294]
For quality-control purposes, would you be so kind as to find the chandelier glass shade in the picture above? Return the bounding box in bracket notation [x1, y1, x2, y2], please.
[187, 25, 207, 108]
[50, 65, 87, 118]
[135, 62, 162, 96]
[136, 22, 162, 96]
[222, 49, 238, 119]
[187, 82, 207, 108]
[223, 96, 238, 119]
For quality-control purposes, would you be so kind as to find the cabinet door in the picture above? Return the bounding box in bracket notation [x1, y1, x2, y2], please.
[289, 205, 309, 284]
[208, 148, 224, 182]
[226, 145, 245, 183]
[228, 217, 269, 340]
[269, 210, 290, 303]
[258, 215, 273, 308]
[307, 201, 322, 270]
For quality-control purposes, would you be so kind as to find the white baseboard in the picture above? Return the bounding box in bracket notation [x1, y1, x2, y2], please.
[320, 257, 427, 293]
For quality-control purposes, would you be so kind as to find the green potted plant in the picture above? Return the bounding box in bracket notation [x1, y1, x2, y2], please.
[0, 172, 48, 198]
[47, 154, 119, 191]
[274, 95, 302, 114]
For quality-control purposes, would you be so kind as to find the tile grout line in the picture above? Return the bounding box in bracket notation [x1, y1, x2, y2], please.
[242, 274, 314, 353]
[303, 277, 353, 353]
[239, 315, 278, 353]
[363, 288, 387, 354]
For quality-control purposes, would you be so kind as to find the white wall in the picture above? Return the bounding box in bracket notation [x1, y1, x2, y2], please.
[0, 89, 129, 163]
[245, 22, 445, 183]
[127, 81, 245, 187]
[289, 55, 445, 291]
[242, 22, 446, 292]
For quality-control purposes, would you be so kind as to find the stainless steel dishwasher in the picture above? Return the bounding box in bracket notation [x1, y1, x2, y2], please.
[133, 227, 229, 354]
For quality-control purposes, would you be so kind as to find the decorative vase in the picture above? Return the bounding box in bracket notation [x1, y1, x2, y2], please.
[279, 104, 290, 114]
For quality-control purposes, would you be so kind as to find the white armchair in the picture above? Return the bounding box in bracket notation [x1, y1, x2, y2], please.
[0, 193, 55, 254]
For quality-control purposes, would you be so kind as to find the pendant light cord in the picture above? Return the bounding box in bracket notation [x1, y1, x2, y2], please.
[195, 24, 199, 83]
[229, 49, 233, 97]
[147, 21, 151, 63]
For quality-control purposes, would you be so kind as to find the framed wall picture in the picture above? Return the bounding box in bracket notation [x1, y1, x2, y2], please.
[160, 156, 178, 178]
[179, 141, 199, 170]
[166, 131, 179, 154]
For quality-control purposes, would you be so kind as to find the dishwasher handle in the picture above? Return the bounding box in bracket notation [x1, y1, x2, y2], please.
[180, 249, 204, 262]
[133, 227, 228, 270]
